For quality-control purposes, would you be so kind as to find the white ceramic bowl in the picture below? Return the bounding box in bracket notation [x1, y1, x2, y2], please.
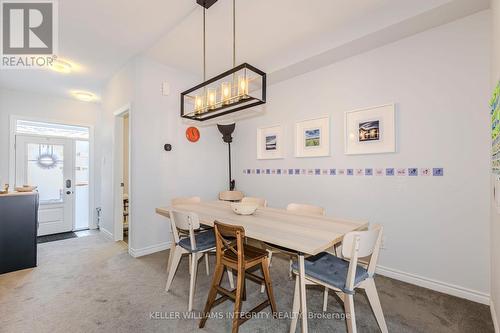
[231, 202, 258, 215]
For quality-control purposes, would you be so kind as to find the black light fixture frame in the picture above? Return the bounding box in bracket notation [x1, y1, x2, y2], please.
[180, 63, 266, 121]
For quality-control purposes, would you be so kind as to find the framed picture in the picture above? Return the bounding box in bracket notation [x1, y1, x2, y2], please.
[257, 125, 283, 159]
[295, 116, 330, 157]
[344, 104, 396, 155]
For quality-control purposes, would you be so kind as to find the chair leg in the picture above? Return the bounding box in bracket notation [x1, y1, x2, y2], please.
[298, 254, 308, 333]
[323, 287, 328, 312]
[290, 277, 300, 333]
[344, 294, 356, 333]
[364, 279, 388, 333]
[261, 257, 277, 315]
[188, 254, 192, 275]
[268, 249, 273, 267]
[242, 275, 247, 301]
[199, 263, 225, 328]
[261, 249, 273, 293]
[227, 268, 235, 289]
[232, 268, 245, 333]
[188, 253, 199, 312]
[165, 246, 183, 292]
[204, 253, 210, 276]
[167, 242, 176, 271]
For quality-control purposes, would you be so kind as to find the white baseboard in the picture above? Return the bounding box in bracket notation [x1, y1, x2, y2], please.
[129, 241, 172, 258]
[376, 265, 490, 305]
[100, 227, 113, 240]
[492, 300, 500, 333]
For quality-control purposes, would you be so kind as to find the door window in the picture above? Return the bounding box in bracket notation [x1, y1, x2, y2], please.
[27, 143, 64, 203]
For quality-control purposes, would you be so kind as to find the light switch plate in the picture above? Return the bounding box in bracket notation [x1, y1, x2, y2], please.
[162, 82, 170, 96]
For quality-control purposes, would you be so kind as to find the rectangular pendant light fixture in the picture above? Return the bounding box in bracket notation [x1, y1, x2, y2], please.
[181, 63, 266, 121]
[181, 0, 267, 122]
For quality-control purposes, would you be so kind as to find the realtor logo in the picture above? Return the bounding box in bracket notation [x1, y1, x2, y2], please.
[1, 0, 57, 68]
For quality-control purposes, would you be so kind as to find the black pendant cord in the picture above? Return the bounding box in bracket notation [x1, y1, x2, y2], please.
[233, 0, 236, 68]
[203, 7, 206, 81]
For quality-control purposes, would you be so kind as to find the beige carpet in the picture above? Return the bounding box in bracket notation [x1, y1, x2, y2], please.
[0, 232, 494, 333]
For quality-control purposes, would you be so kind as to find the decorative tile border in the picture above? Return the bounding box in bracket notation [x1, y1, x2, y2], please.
[242, 167, 444, 177]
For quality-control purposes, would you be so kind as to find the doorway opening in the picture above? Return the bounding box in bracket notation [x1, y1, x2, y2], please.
[12, 119, 93, 236]
[113, 105, 131, 248]
[122, 114, 130, 243]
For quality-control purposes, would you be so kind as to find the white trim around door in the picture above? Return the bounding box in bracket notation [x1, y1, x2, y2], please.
[9, 115, 96, 231]
[112, 104, 132, 248]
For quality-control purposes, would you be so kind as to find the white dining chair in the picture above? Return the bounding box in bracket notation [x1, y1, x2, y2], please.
[241, 196, 267, 207]
[261, 203, 325, 293]
[165, 210, 217, 311]
[290, 224, 388, 333]
[219, 190, 244, 202]
[169, 196, 211, 275]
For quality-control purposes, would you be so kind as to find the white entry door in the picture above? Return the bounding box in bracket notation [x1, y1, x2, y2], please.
[15, 135, 74, 236]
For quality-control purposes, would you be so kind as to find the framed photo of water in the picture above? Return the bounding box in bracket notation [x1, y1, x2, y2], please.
[345, 104, 396, 155]
[257, 125, 284, 159]
[295, 116, 330, 157]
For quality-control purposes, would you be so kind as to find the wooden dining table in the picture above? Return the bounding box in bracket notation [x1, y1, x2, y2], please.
[156, 200, 368, 333]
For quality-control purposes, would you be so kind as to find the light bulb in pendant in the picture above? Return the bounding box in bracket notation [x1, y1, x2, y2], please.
[221, 82, 232, 104]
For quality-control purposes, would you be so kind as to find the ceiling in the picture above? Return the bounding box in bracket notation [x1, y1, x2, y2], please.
[0, 0, 490, 101]
[0, 0, 197, 100]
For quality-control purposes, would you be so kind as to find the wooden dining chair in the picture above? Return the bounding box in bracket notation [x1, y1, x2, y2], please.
[290, 224, 388, 333]
[199, 221, 277, 333]
[219, 190, 244, 202]
[260, 203, 325, 293]
[165, 210, 217, 312]
[241, 196, 267, 207]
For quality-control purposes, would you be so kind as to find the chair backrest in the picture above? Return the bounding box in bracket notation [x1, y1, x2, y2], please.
[286, 203, 325, 216]
[171, 196, 201, 205]
[170, 210, 201, 250]
[342, 224, 383, 291]
[214, 221, 245, 268]
[241, 197, 267, 208]
[219, 191, 244, 201]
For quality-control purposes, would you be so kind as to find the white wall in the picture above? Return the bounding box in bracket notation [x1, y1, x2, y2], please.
[99, 63, 136, 236]
[0, 87, 101, 225]
[233, 11, 491, 303]
[100, 56, 227, 255]
[491, 0, 500, 329]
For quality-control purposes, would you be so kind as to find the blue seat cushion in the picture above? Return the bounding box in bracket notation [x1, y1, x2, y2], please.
[178, 230, 216, 252]
[292, 252, 369, 294]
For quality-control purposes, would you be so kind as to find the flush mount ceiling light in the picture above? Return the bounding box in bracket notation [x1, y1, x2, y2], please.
[50, 59, 73, 74]
[71, 91, 96, 102]
[181, 0, 266, 121]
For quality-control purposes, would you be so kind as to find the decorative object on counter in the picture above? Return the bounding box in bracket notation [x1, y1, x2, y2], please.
[180, 0, 266, 121]
[257, 125, 283, 159]
[0, 184, 9, 194]
[295, 116, 330, 157]
[15, 185, 37, 192]
[217, 123, 236, 190]
[186, 126, 200, 142]
[164, 144, 172, 151]
[231, 202, 258, 215]
[345, 104, 396, 155]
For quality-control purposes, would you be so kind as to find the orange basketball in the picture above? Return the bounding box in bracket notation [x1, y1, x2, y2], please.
[186, 126, 200, 142]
